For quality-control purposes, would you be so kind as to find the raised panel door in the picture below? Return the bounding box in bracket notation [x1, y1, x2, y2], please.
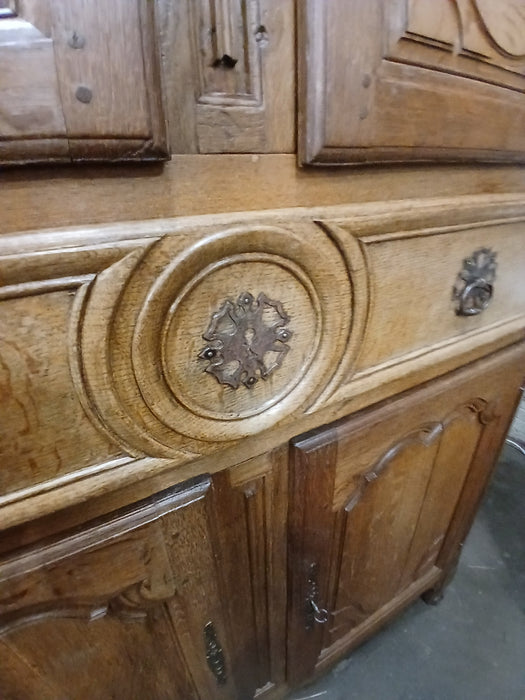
[299, 0, 525, 164]
[287, 343, 525, 685]
[0, 476, 242, 699]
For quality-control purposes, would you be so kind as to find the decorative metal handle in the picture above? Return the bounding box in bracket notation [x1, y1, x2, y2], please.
[457, 279, 493, 316]
[452, 248, 497, 317]
[305, 563, 328, 629]
[309, 598, 329, 624]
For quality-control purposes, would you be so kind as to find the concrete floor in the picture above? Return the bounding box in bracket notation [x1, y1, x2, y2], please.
[287, 443, 525, 700]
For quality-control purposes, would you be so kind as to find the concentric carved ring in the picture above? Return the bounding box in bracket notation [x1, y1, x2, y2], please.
[74, 222, 357, 454]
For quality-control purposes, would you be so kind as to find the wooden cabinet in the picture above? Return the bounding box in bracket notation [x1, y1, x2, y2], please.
[0, 450, 288, 700]
[287, 344, 525, 686]
[2, 1, 525, 698]
[299, 0, 525, 164]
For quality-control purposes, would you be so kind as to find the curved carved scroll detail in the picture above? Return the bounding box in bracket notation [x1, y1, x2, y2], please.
[0, 579, 171, 636]
[452, 248, 497, 317]
[474, 0, 525, 58]
[344, 423, 443, 513]
[199, 291, 293, 389]
[343, 398, 496, 513]
[401, 0, 525, 71]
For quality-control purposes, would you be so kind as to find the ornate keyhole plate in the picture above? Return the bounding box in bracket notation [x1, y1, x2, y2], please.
[199, 292, 293, 389]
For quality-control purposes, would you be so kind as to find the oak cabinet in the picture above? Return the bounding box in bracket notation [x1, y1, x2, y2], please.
[287, 344, 525, 687]
[2, 1, 525, 696]
[299, 0, 525, 164]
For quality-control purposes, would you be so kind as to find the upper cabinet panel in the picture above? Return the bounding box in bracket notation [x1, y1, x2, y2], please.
[0, 0, 167, 165]
[158, 0, 295, 153]
[299, 0, 525, 165]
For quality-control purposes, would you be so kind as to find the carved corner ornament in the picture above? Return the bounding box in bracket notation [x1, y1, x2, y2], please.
[452, 248, 497, 316]
[199, 291, 293, 389]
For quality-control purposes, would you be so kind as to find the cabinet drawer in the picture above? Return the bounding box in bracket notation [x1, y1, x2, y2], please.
[322, 208, 525, 405]
[1, 197, 524, 529]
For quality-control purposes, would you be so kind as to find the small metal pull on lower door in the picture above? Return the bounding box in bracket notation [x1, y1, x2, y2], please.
[305, 562, 329, 629]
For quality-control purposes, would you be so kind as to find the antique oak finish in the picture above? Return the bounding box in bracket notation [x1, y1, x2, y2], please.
[1, 2, 525, 699]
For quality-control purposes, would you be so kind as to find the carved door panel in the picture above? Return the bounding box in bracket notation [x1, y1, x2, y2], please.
[211, 448, 288, 698]
[287, 344, 525, 686]
[299, 0, 525, 164]
[0, 476, 250, 700]
[0, 0, 167, 165]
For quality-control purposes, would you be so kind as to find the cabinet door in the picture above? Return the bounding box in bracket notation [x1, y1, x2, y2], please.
[0, 0, 167, 165]
[0, 451, 287, 700]
[158, 0, 295, 154]
[0, 472, 265, 700]
[299, 0, 525, 164]
[287, 344, 525, 685]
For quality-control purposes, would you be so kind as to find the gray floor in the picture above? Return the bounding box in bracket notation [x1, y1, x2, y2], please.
[287, 443, 525, 700]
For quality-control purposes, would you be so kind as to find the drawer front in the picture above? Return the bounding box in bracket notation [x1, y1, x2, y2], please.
[1, 196, 524, 529]
[321, 204, 525, 407]
[347, 221, 524, 372]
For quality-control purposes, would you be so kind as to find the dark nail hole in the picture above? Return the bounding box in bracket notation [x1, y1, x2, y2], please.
[255, 25, 269, 44]
[212, 54, 238, 69]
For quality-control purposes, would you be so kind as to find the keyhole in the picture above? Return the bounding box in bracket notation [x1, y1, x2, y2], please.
[244, 328, 255, 347]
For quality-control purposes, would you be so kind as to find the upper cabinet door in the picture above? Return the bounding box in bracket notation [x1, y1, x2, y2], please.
[0, 0, 167, 165]
[299, 0, 525, 165]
